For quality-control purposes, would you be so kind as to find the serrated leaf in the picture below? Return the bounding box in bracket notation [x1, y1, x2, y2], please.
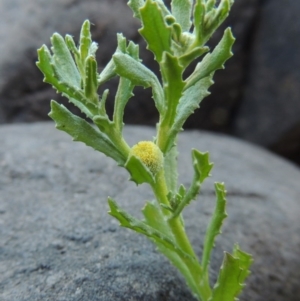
[192, 149, 214, 183]
[37, 44, 98, 118]
[49, 100, 126, 165]
[179, 46, 209, 69]
[202, 182, 227, 272]
[98, 59, 116, 85]
[164, 145, 179, 193]
[171, 149, 213, 218]
[79, 20, 92, 65]
[113, 77, 134, 133]
[171, 0, 192, 32]
[204, 0, 232, 41]
[193, 0, 206, 45]
[166, 74, 213, 153]
[113, 52, 164, 114]
[139, 0, 172, 62]
[142, 201, 203, 298]
[92, 114, 113, 133]
[184, 28, 235, 90]
[109, 197, 203, 299]
[84, 56, 99, 104]
[209, 252, 242, 301]
[206, 0, 216, 11]
[125, 154, 155, 185]
[50, 33, 81, 88]
[232, 244, 253, 296]
[143, 201, 173, 236]
[108, 198, 194, 261]
[161, 52, 185, 123]
[127, 0, 145, 19]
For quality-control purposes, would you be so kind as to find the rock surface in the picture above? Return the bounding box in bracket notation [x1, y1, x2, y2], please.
[0, 122, 300, 301]
[234, 0, 300, 146]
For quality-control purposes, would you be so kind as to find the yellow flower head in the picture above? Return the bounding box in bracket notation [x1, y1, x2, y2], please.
[130, 141, 163, 175]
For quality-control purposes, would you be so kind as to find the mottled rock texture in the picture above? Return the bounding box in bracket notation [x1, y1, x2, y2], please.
[0, 123, 299, 301]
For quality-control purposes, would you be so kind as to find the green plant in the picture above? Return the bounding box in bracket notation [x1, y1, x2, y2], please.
[37, 0, 253, 300]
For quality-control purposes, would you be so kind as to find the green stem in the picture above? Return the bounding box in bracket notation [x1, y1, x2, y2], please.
[151, 168, 212, 301]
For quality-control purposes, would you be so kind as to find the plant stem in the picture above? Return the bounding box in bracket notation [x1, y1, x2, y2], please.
[151, 168, 212, 301]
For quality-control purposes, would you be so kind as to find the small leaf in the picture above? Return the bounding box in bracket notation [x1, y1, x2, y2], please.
[125, 154, 155, 185]
[113, 52, 164, 114]
[232, 244, 253, 297]
[127, 0, 145, 19]
[108, 198, 194, 261]
[171, 150, 213, 218]
[179, 46, 209, 69]
[209, 252, 241, 301]
[171, 0, 193, 32]
[193, 0, 206, 45]
[192, 149, 214, 183]
[37, 43, 98, 118]
[184, 28, 235, 90]
[202, 182, 227, 272]
[49, 100, 126, 165]
[79, 20, 92, 62]
[161, 52, 185, 123]
[139, 0, 172, 62]
[84, 56, 99, 105]
[166, 74, 213, 153]
[164, 145, 179, 193]
[143, 201, 173, 237]
[50, 33, 81, 88]
[204, 0, 232, 41]
[113, 77, 135, 133]
[98, 59, 116, 85]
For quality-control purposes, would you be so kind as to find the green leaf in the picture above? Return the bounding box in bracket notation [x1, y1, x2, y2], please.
[164, 145, 179, 193]
[98, 59, 116, 85]
[113, 77, 134, 133]
[209, 245, 252, 301]
[209, 252, 241, 301]
[108, 198, 194, 261]
[201, 182, 227, 273]
[50, 33, 81, 88]
[113, 52, 164, 114]
[232, 244, 253, 297]
[171, 0, 193, 32]
[109, 197, 203, 298]
[166, 74, 213, 153]
[79, 20, 92, 64]
[127, 0, 145, 19]
[184, 28, 235, 90]
[37, 43, 98, 118]
[139, 0, 172, 62]
[49, 100, 126, 165]
[204, 0, 233, 41]
[161, 52, 185, 122]
[142, 201, 203, 298]
[193, 0, 206, 45]
[171, 150, 213, 218]
[142, 201, 173, 237]
[84, 56, 99, 105]
[206, 0, 216, 11]
[192, 149, 214, 183]
[179, 46, 209, 69]
[125, 154, 155, 185]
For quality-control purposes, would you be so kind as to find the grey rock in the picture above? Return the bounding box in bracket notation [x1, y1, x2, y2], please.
[0, 122, 299, 301]
[234, 0, 300, 147]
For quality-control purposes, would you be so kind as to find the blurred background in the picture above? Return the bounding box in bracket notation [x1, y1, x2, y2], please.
[0, 0, 299, 165]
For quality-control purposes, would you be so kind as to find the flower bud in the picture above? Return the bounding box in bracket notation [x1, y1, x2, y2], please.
[130, 141, 163, 175]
